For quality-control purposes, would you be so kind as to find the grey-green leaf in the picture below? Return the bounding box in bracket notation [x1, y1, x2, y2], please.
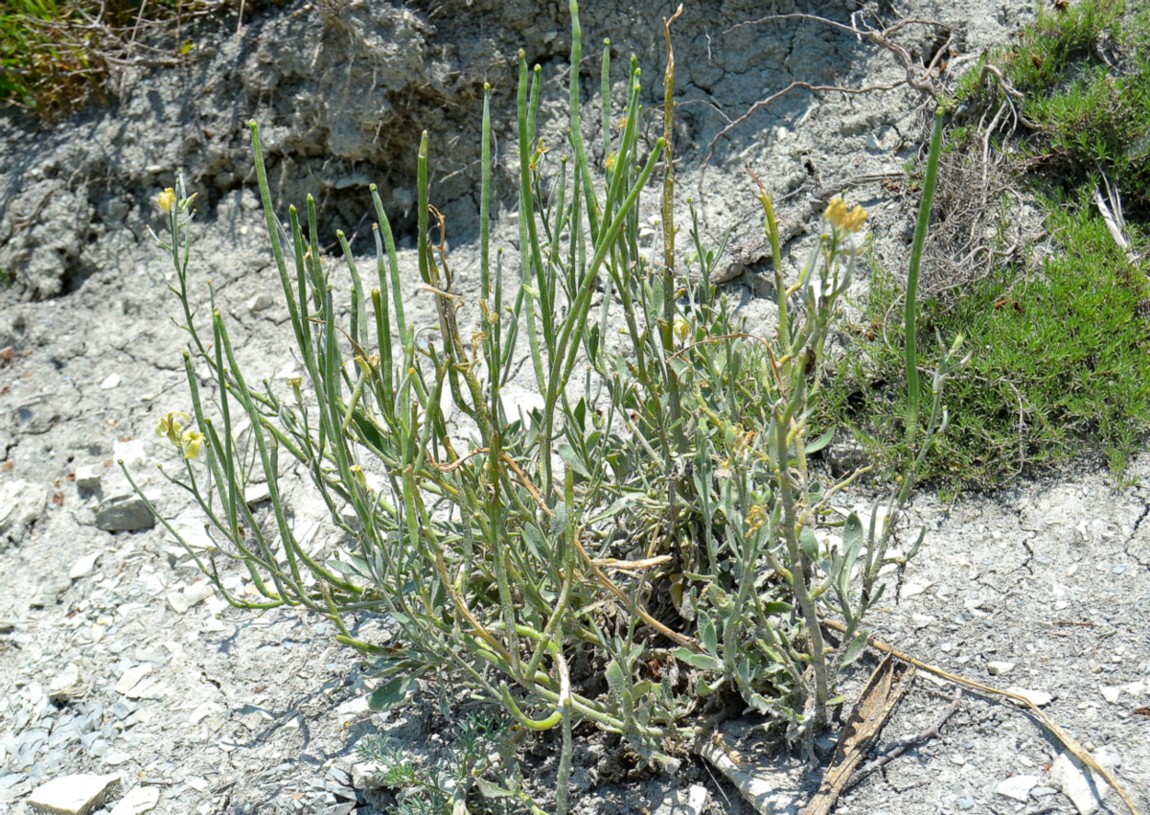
[674, 647, 723, 672]
[840, 633, 869, 667]
[368, 675, 415, 711]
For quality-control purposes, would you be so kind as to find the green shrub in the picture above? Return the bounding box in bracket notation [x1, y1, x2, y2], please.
[131, 5, 957, 811]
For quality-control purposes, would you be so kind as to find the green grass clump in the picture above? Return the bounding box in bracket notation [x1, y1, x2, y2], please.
[825, 0, 1150, 491]
[957, 0, 1150, 208]
[1, 0, 100, 115]
[830, 198, 1150, 489]
[0, 0, 238, 118]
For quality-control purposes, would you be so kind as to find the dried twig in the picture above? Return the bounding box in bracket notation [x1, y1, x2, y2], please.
[844, 688, 962, 790]
[1094, 176, 1139, 266]
[802, 656, 915, 815]
[820, 618, 1142, 815]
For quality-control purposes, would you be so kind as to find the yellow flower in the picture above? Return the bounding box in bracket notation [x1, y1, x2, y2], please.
[673, 315, 690, 342]
[158, 188, 176, 213]
[180, 428, 205, 459]
[746, 504, 768, 533]
[156, 411, 190, 446]
[528, 138, 549, 172]
[823, 196, 867, 234]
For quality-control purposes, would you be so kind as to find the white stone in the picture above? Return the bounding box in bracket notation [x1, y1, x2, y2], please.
[74, 465, 102, 490]
[987, 661, 1015, 676]
[244, 483, 271, 506]
[852, 502, 892, 534]
[1049, 752, 1109, 815]
[188, 701, 224, 726]
[103, 750, 133, 767]
[499, 386, 546, 424]
[69, 552, 100, 580]
[114, 665, 152, 696]
[964, 595, 994, 613]
[0, 479, 48, 542]
[686, 785, 708, 813]
[27, 773, 122, 815]
[351, 761, 387, 790]
[99, 374, 122, 390]
[995, 774, 1039, 802]
[276, 363, 301, 380]
[866, 124, 900, 153]
[654, 784, 709, 815]
[336, 694, 370, 718]
[1100, 686, 1121, 704]
[1007, 687, 1053, 707]
[112, 439, 148, 468]
[47, 664, 84, 701]
[162, 510, 217, 553]
[900, 580, 932, 600]
[109, 785, 159, 815]
[247, 293, 274, 313]
[911, 614, 936, 629]
[124, 679, 167, 701]
[166, 580, 214, 614]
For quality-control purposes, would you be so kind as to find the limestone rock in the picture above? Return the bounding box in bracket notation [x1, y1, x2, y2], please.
[1049, 751, 1110, 815]
[68, 552, 100, 580]
[1007, 687, 1053, 707]
[27, 773, 121, 815]
[114, 665, 152, 696]
[994, 774, 1038, 802]
[73, 465, 103, 490]
[47, 664, 86, 703]
[0, 479, 48, 546]
[95, 493, 154, 532]
[108, 785, 159, 815]
[166, 580, 214, 614]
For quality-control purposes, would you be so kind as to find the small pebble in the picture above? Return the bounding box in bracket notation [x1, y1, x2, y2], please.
[109, 784, 160, 815]
[114, 665, 152, 696]
[995, 774, 1039, 802]
[957, 797, 975, 811]
[1007, 687, 1053, 707]
[70, 553, 101, 581]
[248, 293, 274, 313]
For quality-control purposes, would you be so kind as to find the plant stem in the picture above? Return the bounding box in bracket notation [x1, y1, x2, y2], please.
[904, 112, 944, 450]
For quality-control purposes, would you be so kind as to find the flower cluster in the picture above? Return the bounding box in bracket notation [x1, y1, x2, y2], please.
[155, 181, 196, 218]
[823, 196, 867, 234]
[156, 411, 204, 459]
[157, 187, 177, 213]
